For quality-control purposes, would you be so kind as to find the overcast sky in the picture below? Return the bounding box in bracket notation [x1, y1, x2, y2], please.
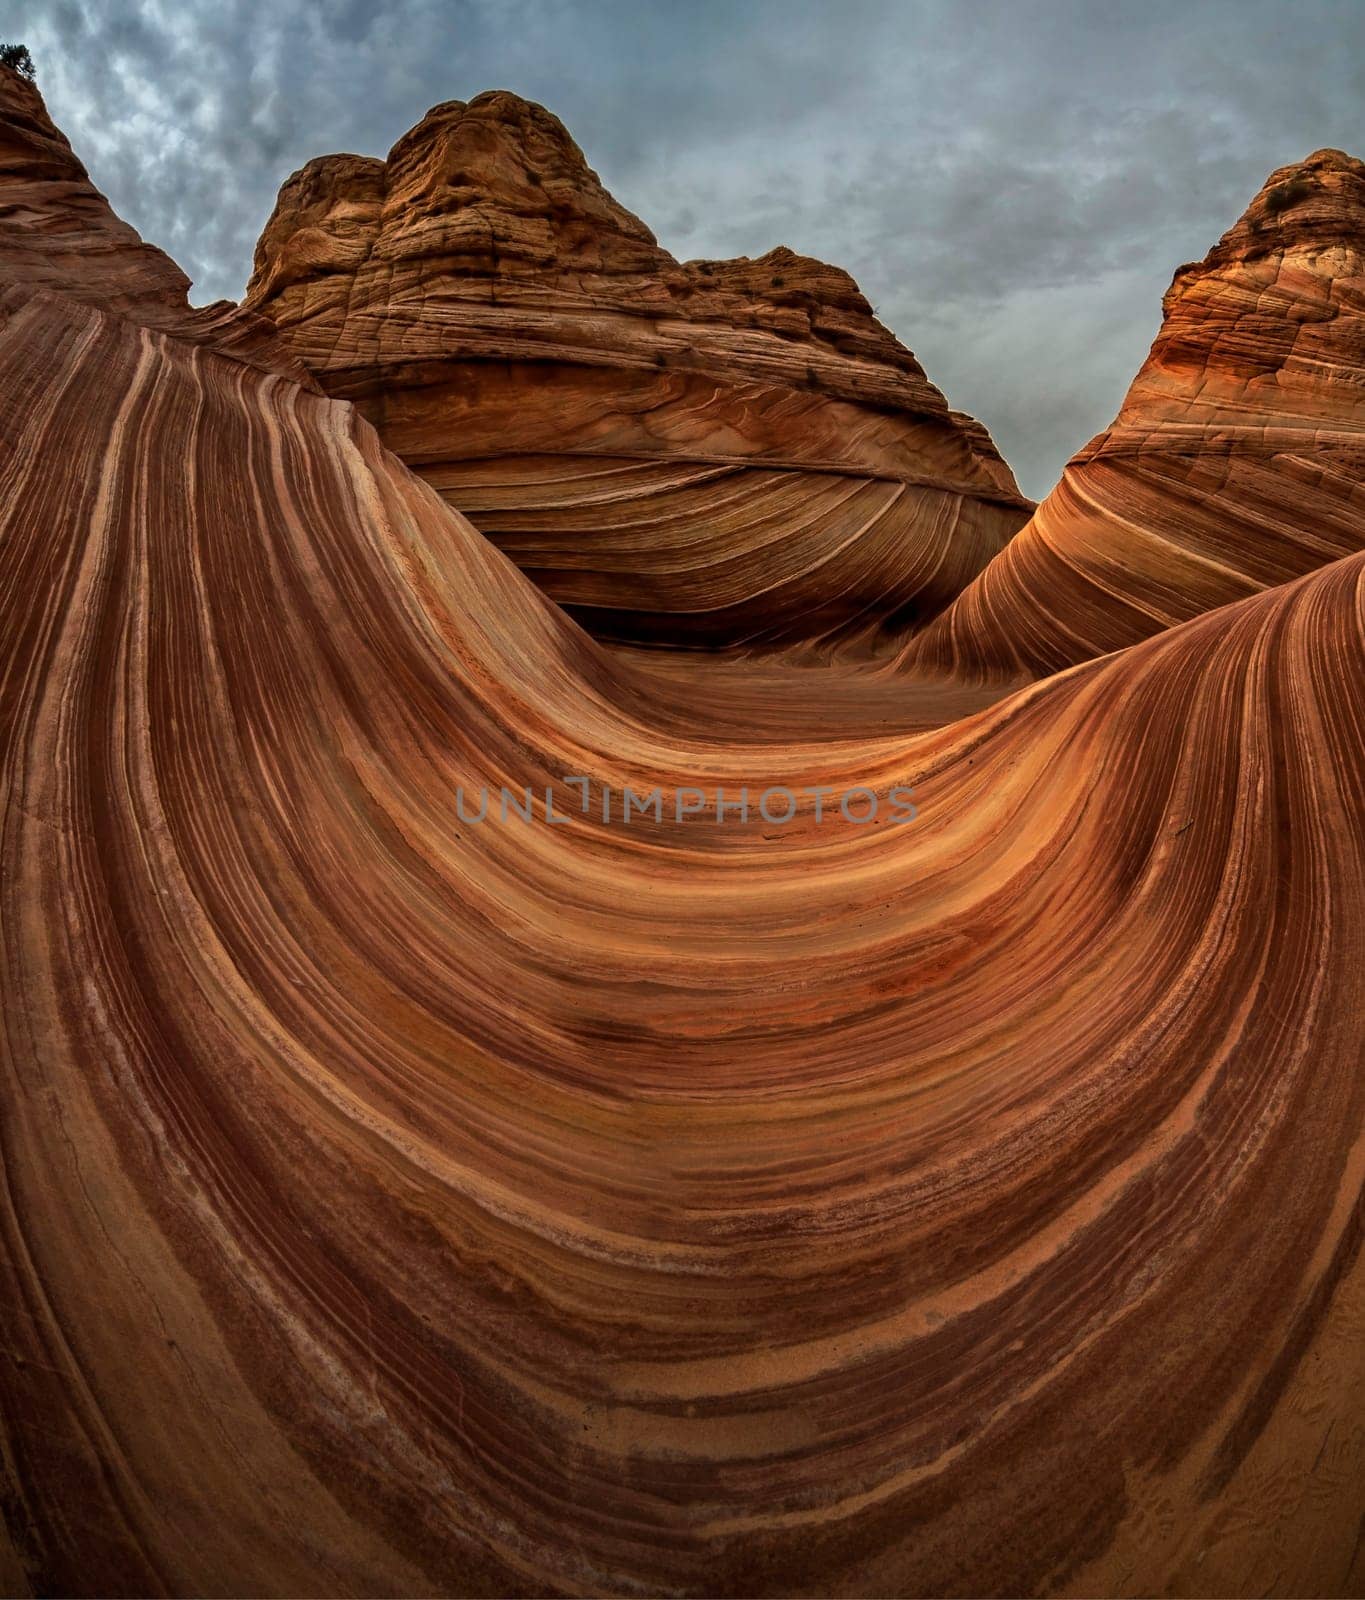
[8, 0, 1364, 497]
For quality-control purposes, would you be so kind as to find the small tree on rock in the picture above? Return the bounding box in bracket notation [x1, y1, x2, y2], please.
[0, 44, 35, 80]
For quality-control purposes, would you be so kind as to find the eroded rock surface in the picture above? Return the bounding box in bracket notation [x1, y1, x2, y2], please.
[907, 148, 1365, 678]
[2, 67, 1363, 1599]
[247, 91, 1030, 652]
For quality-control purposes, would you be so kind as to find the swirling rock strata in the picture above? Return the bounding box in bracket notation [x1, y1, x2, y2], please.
[2, 71, 1364, 1599]
[246, 91, 1030, 652]
[907, 147, 1365, 679]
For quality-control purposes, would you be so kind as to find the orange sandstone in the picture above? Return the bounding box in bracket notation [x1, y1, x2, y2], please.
[906, 148, 1365, 678]
[247, 91, 1031, 653]
[1, 65, 1363, 1599]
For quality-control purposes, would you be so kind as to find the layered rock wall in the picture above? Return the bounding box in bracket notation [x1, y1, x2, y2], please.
[248, 91, 1031, 652]
[906, 149, 1365, 677]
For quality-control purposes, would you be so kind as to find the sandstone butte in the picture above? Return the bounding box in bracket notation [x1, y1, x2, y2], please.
[2, 64, 1365, 1600]
[905, 147, 1365, 678]
[245, 90, 1032, 655]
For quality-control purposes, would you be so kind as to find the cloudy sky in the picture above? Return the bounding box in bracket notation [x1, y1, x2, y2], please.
[8, 0, 1364, 497]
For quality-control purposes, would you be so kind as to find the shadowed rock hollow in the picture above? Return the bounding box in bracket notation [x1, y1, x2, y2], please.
[2, 65, 1364, 1600]
[246, 90, 1032, 655]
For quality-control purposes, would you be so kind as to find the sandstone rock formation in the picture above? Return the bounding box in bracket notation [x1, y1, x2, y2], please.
[906, 148, 1365, 678]
[3, 65, 1364, 1599]
[246, 91, 1031, 653]
[0, 66, 313, 383]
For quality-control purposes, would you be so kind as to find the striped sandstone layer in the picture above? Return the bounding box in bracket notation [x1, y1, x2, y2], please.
[4, 278, 1363, 1597]
[3, 68, 1364, 1598]
[246, 91, 1031, 654]
[906, 147, 1365, 679]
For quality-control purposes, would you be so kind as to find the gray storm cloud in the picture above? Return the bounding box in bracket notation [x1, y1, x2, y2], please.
[8, 0, 1363, 498]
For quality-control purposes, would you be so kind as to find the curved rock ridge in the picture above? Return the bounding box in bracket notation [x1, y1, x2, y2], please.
[246, 90, 1030, 653]
[4, 231, 1365, 1600]
[905, 146, 1365, 680]
[0, 64, 314, 384]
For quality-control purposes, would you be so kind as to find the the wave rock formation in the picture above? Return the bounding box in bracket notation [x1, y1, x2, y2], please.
[2, 66, 1364, 1599]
